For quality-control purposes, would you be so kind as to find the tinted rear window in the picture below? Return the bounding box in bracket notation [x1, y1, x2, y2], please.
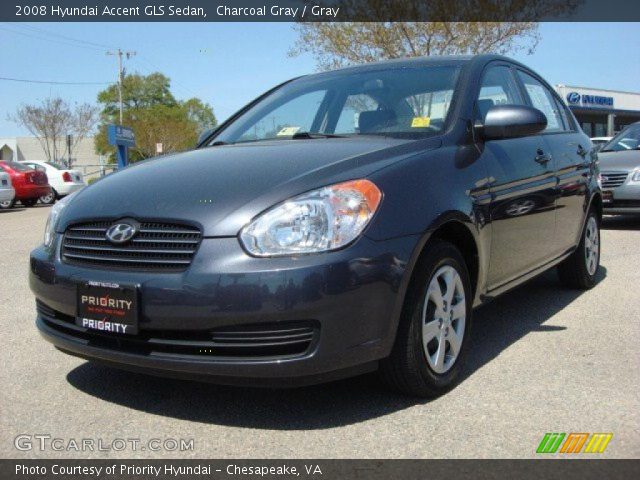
[3, 162, 32, 172]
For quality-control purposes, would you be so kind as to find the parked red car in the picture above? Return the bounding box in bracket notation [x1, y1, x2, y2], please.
[0, 161, 51, 208]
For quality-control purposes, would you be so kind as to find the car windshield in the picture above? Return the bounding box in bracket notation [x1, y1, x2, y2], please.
[601, 124, 640, 152]
[208, 64, 461, 145]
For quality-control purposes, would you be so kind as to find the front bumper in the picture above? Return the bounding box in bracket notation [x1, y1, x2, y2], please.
[30, 234, 417, 386]
[603, 181, 640, 214]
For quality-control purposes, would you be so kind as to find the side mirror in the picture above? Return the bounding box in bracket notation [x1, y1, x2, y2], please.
[197, 127, 216, 146]
[478, 105, 547, 141]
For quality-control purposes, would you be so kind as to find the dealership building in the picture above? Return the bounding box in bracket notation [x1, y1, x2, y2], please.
[554, 85, 640, 137]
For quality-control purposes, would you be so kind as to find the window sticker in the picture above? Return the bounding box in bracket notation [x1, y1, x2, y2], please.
[524, 84, 560, 130]
[276, 126, 301, 136]
[411, 116, 431, 128]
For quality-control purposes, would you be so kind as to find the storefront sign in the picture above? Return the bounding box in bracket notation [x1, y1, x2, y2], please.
[566, 92, 614, 107]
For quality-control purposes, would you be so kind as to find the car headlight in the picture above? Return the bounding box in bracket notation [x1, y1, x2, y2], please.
[240, 179, 382, 257]
[44, 192, 77, 247]
[631, 169, 640, 182]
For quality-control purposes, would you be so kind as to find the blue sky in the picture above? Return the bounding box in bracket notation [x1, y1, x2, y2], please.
[1, 22, 638, 136]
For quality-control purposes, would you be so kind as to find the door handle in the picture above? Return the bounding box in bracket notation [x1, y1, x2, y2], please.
[576, 144, 588, 157]
[535, 149, 552, 165]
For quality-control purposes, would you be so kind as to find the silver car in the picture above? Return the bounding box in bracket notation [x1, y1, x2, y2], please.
[597, 122, 640, 215]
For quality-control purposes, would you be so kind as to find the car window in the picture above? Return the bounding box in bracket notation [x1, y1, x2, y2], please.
[3, 161, 32, 172]
[476, 65, 524, 122]
[211, 65, 461, 144]
[235, 90, 328, 143]
[45, 161, 66, 170]
[554, 97, 574, 131]
[601, 124, 640, 151]
[335, 94, 379, 134]
[517, 71, 565, 133]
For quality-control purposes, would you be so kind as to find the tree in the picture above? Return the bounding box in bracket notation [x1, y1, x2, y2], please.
[95, 72, 217, 162]
[9, 97, 99, 165]
[290, 1, 580, 70]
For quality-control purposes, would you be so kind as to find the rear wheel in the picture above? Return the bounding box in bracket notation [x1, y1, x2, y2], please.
[557, 210, 600, 289]
[380, 240, 473, 397]
[0, 199, 15, 209]
[40, 189, 57, 205]
[22, 198, 38, 207]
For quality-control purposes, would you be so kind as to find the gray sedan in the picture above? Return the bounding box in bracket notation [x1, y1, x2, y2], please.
[598, 122, 640, 215]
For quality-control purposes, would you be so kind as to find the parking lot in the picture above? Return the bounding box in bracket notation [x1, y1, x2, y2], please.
[1, 205, 639, 459]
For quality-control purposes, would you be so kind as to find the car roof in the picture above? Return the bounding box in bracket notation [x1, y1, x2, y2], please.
[303, 54, 517, 78]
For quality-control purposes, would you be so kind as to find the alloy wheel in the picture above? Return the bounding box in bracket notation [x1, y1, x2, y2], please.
[422, 265, 466, 374]
[40, 193, 55, 204]
[584, 216, 599, 276]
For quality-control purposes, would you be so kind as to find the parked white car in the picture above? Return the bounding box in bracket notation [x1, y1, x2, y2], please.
[0, 169, 15, 204]
[20, 160, 85, 204]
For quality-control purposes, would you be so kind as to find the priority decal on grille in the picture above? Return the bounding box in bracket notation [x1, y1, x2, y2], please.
[79, 318, 130, 334]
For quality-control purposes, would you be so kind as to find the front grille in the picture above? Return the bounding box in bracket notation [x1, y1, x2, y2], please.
[601, 171, 628, 189]
[62, 220, 201, 271]
[37, 300, 318, 359]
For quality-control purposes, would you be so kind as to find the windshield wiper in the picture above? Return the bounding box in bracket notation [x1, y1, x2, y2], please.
[291, 131, 346, 140]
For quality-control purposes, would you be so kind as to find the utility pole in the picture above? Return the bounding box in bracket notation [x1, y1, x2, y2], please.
[106, 49, 136, 125]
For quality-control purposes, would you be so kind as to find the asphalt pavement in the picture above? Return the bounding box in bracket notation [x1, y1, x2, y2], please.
[1, 205, 638, 458]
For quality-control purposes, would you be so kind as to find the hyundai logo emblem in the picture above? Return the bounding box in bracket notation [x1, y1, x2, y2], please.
[566, 92, 581, 105]
[106, 221, 138, 244]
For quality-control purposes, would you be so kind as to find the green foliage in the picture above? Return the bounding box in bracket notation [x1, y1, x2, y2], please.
[95, 72, 216, 162]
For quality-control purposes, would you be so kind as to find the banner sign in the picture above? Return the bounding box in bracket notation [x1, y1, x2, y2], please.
[4, 0, 640, 22]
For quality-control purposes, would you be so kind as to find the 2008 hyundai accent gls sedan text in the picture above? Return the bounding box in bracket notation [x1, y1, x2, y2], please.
[30, 55, 601, 397]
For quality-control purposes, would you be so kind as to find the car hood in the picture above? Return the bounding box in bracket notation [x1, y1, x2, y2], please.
[598, 150, 640, 171]
[58, 137, 440, 236]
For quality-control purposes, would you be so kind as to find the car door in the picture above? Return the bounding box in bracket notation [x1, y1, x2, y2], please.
[475, 64, 558, 289]
[516, 69, 591, 255]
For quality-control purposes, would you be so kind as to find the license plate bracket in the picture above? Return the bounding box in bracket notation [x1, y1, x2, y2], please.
[602, 190, 614, 204]
[76, 281, 139, 335]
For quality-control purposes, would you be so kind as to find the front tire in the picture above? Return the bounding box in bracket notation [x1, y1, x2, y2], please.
[380, 240, 473, 397]
[0, 199, 15, 209]
[557, 209, 600, 289]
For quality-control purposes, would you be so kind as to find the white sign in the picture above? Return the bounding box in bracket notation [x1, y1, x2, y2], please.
[156, 143, 163, 153]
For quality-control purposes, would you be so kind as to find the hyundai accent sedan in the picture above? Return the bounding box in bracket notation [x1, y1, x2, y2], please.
[30, 55, 601, 397]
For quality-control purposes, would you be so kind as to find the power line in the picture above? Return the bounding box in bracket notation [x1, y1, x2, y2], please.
[0, 25, 105, 52]
[0, 76, 113, 85]
[16, 23, 116, 50]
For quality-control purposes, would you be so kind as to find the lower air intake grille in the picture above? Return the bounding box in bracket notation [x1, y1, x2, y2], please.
[62, 220, 201, 271]
[37, 300, 317, 359]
